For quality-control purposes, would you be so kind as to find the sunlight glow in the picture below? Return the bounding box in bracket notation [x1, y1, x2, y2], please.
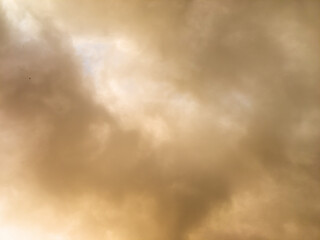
[0, 225, 69, 240]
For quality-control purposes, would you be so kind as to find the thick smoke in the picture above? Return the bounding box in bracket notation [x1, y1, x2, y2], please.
[0, 1, 320, 240]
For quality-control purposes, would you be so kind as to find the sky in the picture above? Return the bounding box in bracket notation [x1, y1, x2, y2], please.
[0, 0, 319, 240]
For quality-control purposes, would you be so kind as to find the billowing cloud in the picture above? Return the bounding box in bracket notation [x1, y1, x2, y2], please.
[0, 1, 320, 240]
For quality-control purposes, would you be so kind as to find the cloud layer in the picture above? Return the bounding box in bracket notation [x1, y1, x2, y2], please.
[0, 1, 320, 240]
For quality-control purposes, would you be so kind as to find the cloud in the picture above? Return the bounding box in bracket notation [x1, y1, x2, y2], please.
[0, 1, 320, 240]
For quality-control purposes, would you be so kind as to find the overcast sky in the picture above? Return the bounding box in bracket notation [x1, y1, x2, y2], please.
[0, 1, 320, 240]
